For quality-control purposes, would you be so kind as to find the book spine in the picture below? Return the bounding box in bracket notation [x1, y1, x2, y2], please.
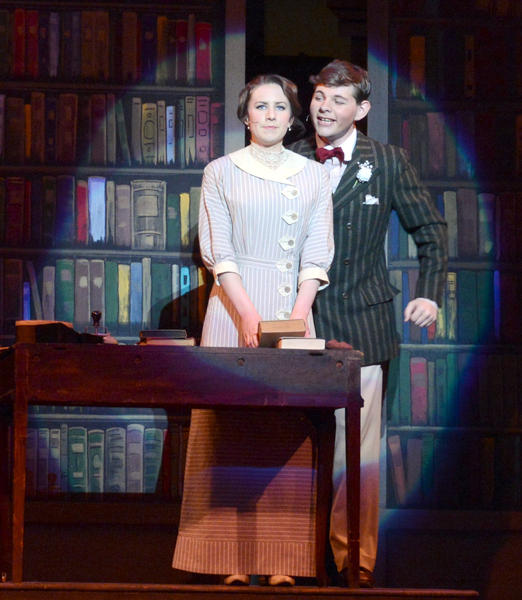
[26, 10, 39, 78]
[89, 259, 105, 325]
[55, 258, 75, 323]
[37, 427, 49, 495]
[13, 9, 26, 79]
[117, 263, 131, 335]
[88, 428, 104, 493]
[195, 21, 212, 85]
[157, 100, 166, 165]
[68, 426, 87, 493]
[141, 102, 157, 165]
[49, 427, 61, 494]
[151, 262, 171, 329]
[3, 258, 23, 335]
[195, 96, 210, 165]
[130, 261, 143, 328]
[90, 94, 107, 166]
[130, 180, 166, 251]
[94, 10, 110, 82]
[143, 427, 164, 493]
[126, 423, 144, 493]
[115, 183, 131, 248]
[166, 104, 175, 165]
[48, 12, 59, 78]
[30, 91, 45, 164]
[184, 96, 196, 166]
[74, 258, 90, 330]
[106, 427, 126, 493]
[26, 428, 37, 496]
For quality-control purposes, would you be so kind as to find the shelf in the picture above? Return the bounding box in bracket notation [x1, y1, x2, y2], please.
[0, 166, 205, 176]
[0, 81, 216, 94]
[388, 261, 522, 271]
[387, 425, 522, 435]
[25, 497, 181, 526]
[390, 99, 522, 112]
[0, 247, 199, 260]
[398, 343, 522, 353]
[380, 507, 522, 528]
[25, 411, 191, 423]
[0, 1, 216, 13]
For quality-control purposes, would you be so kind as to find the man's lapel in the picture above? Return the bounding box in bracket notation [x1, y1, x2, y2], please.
[333, 134, 380, 213]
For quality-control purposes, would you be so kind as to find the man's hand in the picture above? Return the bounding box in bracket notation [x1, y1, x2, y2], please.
[326, 339, 354, 350]
[404, 298, 437, 327]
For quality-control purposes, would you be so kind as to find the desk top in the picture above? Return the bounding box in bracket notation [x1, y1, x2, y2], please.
[14, 343, 363, 410]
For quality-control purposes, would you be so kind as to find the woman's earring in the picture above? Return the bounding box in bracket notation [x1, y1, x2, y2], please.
[288, 126, 292, 131]
[245, 121, 250, 130]
[305, 115, 310, 122]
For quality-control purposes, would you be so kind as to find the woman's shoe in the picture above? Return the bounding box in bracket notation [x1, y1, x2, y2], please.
[223, 574, 250, 586]
[268, 575, 295, 587]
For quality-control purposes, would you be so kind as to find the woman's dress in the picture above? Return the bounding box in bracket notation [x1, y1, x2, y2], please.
[172, 147, 334, 577]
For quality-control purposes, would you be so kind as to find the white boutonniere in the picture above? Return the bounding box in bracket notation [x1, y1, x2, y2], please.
[353, 160, 373, 188]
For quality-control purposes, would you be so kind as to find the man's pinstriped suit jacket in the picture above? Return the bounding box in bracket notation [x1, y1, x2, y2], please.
[289, 132, 448, 366]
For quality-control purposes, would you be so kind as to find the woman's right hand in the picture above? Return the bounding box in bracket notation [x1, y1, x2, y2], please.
[241, 308, 262, 348]
[217, 272, 261, 348]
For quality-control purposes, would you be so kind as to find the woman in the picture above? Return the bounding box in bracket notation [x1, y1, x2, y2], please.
[172, 74, 334, 586]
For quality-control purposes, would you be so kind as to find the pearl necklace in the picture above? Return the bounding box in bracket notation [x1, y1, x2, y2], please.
[249, 143, 288, 169]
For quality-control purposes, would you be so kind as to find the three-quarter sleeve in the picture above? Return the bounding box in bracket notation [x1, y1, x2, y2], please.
[198, 159, 241, 283]
[298, 164, 335, 290]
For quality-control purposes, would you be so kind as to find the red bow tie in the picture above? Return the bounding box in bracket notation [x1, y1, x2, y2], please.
[316, 146, 345, 164]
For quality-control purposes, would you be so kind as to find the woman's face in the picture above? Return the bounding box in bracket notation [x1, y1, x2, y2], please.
[244, 83, 294, 150]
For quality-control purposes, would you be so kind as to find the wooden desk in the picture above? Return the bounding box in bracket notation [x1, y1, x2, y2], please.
[10, 343, 363, 587]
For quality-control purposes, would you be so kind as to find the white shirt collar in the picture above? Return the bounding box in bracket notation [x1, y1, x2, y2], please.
[329, 128, 357, 162]
[317, 127, 358, 162]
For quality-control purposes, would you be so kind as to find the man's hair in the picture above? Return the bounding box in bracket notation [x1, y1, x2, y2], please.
[310, 60, 371, 104]
[237, 73, 302, 122]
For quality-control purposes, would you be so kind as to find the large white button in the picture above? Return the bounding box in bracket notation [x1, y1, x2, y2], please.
[278, 236, 296, 251]
[282, 186, 299, 200]
[282, 210, 298, 225]
[277, 283, 292, 297]
[276, 260, 293, 273]
[276, 310, 291, 320]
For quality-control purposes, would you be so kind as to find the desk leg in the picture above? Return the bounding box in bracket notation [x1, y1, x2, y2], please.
[345, 399, 360, 588]
[12, 386, 28, 583]
[0, 403, 12, 581]
[311, 411, 335, 587]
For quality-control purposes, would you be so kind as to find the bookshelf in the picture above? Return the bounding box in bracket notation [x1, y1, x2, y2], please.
[365, 0, 522, 595]
[384, 0, 522, 513]
[0, 0, 245, 507]
[0, 0, 246, 346]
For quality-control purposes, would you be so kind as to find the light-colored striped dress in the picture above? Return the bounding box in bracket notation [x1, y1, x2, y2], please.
[172, 146, 334, 577]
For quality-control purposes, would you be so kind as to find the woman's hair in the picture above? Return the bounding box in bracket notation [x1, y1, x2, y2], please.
[237, 73, 302, 122]
[310, 60, 371, 104]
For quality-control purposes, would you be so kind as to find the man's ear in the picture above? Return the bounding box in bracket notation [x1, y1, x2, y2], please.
[355, 100, 371, 122]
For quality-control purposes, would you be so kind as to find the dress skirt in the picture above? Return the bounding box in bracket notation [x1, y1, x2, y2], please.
[172, 408, 318, 576]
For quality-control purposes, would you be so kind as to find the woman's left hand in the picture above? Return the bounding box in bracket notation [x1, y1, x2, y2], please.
[289, 309, 310, 337]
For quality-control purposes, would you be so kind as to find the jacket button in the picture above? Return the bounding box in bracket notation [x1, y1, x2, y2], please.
[343, 258, 350, 265]
[342, 292, 349, 299]
[346, 222, 352, 230]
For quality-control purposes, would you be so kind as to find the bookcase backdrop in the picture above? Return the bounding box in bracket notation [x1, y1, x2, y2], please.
[0, 0, 245, 503]
[366, 0, 522, 596]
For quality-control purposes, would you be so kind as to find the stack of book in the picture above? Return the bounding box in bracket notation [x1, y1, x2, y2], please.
[138, 329, 195, 346]
[257, 319, 325, 350]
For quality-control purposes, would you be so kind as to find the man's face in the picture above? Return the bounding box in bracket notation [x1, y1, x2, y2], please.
[309, 84, 369, 146]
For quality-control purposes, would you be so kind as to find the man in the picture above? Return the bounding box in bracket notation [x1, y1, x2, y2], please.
[289, 60, 448, 588]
